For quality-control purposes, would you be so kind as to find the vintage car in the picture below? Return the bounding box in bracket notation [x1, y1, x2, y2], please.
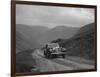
[43, 43, 66, 58]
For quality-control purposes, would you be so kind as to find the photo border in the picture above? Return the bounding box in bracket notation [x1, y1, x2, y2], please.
[11, 0, 97, 76]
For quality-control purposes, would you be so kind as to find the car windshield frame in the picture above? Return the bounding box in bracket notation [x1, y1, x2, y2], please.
[48, 43, 59, 48]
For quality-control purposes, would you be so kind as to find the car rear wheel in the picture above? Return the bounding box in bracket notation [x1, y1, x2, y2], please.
[62, 54, 65, 58]
[45, 51, 52, 58]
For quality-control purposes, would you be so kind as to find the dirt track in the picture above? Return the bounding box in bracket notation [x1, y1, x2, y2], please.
[31, 49, 94, 72]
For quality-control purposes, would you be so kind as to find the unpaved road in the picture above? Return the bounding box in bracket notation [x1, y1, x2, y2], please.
[31, 49, 94, 72]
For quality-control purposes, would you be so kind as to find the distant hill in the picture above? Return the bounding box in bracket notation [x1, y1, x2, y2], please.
[16, 24, 49, 43]
[16, 31, 39, 53]
[16, 24, 50, 51]
[39, 26, 79, 44]
[16, 24, 79, 45]
[53, 23, 95, 60]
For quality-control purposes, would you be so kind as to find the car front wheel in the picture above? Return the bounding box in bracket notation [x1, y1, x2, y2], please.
[62, 54, 65, 58]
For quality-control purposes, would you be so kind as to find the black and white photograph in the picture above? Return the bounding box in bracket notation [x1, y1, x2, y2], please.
[14, 1, 97, 75]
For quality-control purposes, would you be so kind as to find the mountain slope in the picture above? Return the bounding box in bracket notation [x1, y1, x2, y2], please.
[39, 26, 79, 44]
[54, 23, 95, 60]
[75, 23, 95, 38]
[16, 24, 49, 43]
[16, 24, 50, 48]
[16, 24, 79, 45]
[16, 31, 39, 53]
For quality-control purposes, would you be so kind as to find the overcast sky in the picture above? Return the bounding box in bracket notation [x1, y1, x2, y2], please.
[16, 4, 94, 28]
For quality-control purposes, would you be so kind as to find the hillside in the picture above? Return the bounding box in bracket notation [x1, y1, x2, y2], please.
[53, 23, 95, 60]
[75, 23, 95, 38]
[16, 31, 39, 53]
[16, 24, 79, 45]
[39, 26, 79, 44]
[16, 24, 49, 44]
[16, 31, 40, 72]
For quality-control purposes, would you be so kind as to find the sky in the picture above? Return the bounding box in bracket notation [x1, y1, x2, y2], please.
[16, 4, 95, 28]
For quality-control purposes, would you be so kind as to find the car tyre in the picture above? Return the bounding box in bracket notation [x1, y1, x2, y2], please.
[62, 54, 65, 58]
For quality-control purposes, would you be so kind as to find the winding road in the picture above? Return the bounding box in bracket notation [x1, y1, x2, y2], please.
[31, 49, 94, 72]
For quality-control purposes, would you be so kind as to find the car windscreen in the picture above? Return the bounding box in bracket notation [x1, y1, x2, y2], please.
[48, 44, 59, 48]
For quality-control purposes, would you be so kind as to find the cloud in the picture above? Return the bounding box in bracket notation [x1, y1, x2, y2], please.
[16, 4, 94, 28]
